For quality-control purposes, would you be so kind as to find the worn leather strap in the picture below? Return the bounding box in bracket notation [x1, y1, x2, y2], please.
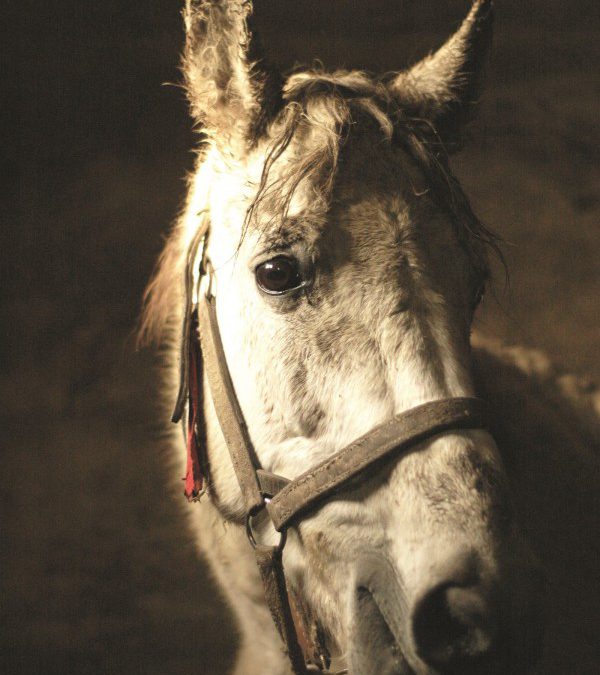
[197, 292, 315, 669]
[255, 545, 310, 675]
[287, 585, 331, 670]
[265, 397, 486, 531]
[257, 469, 291, 498]
[197, 293, 264, 513]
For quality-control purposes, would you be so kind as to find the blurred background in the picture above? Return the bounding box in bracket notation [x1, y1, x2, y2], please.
[2, 1, 598, 673]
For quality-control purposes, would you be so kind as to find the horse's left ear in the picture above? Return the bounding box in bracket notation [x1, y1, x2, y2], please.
[183, 0, 283, 151]
[388, 0, 493, 151]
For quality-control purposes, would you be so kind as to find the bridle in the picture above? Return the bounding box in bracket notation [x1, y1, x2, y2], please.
[172, 224, 488, 674]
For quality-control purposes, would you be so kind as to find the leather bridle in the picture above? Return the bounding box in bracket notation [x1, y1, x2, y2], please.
[172, 226, 488, 674]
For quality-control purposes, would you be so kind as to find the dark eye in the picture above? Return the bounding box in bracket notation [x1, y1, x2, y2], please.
[255, 256, 304, 295]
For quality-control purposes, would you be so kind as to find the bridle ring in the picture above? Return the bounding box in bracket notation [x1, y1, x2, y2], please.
[245, 500, 287, 552]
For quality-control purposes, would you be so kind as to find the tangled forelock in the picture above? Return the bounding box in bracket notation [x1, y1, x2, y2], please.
[245, 69, 503, 284]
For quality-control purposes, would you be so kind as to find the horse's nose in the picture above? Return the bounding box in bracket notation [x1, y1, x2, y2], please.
[350, 548, 544, 674]
[412, 580, 496, 668]
[410, 550, 545, 674]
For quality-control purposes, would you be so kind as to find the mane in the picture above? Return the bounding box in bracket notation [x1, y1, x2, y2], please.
[141, 68, 504, 344]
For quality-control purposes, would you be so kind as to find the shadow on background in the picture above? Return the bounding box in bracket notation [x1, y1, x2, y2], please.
[2, 1, 598, 673]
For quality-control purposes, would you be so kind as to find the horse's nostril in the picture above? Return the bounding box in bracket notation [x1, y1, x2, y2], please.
[412, 583, 496, 669]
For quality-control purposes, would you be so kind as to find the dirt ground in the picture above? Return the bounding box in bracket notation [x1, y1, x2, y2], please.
[2, 1, 598, 673]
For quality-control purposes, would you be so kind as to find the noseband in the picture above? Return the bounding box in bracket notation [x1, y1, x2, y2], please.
[172, 228, 487, 674]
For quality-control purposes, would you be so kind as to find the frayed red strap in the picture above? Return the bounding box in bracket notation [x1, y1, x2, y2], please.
[184, 317, 204, 501]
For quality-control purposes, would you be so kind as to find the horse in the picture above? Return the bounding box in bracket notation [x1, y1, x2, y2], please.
[142, 1, 600, 673]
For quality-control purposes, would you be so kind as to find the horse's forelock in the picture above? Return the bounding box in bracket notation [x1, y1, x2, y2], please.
[247, 69, 501, 285]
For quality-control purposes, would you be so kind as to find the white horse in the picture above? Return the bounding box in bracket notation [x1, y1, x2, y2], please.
[143, 1, 600, 673]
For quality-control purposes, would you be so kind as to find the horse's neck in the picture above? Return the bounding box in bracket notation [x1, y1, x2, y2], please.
[472, 334, 600, 456]
[472, 335, 599, 671]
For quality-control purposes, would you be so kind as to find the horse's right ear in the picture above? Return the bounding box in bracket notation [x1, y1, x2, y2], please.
[183, 0, 283, 151]
[388, 0, 493, 151]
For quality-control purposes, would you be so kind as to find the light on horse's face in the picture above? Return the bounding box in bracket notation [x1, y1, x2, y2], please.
[202, 122, 543, 673]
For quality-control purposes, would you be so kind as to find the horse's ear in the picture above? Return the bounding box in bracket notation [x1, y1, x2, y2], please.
[183, 0, 283, 150]
[388, 0, 493, 150]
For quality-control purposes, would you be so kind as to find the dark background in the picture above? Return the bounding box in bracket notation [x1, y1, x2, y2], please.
[2, 1, 598, 673]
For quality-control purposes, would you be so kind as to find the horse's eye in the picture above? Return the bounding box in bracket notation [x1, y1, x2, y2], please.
[255, 256, 304, 295]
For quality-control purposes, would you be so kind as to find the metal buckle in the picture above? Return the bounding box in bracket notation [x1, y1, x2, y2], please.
[245, 500, 287, 552]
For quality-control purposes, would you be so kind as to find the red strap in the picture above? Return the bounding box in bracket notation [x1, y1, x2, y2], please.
[184, 320, 204, 501]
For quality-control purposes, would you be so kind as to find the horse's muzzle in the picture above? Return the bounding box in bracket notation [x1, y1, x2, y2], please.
[348, 549, 545, 675]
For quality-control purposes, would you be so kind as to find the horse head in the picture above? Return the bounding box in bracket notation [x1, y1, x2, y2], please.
[155, 2, 546, 672]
